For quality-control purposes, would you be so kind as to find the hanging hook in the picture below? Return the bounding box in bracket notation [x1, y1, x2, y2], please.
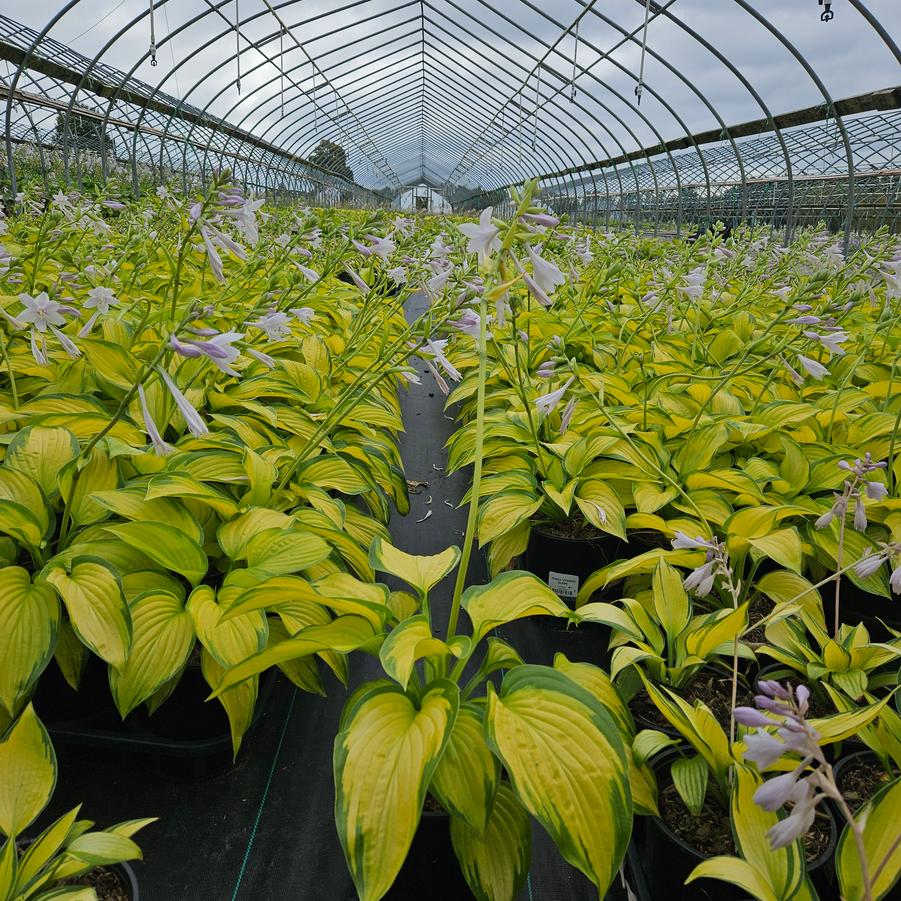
[818, 0, 834, 21]
[570, 19, 579, 101]
[635, 0, 651, 105]
[149, 0, 157, 66]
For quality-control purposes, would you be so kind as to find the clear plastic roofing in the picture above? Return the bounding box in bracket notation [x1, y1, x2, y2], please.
[1, 0, 899, 228]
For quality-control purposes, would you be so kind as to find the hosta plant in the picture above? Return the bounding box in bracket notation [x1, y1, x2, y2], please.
[0, 704, 154, 900]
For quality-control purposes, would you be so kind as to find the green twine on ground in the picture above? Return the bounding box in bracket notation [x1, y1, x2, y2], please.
[230, 687, 298, 901]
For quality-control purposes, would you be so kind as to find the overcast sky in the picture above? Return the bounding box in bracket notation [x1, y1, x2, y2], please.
[3, 0, 899, 189]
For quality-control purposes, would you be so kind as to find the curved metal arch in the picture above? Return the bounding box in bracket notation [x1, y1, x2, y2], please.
[423, 7, 643, 206]
[431, 1, 688, 229]
[445, 0, 715, 227]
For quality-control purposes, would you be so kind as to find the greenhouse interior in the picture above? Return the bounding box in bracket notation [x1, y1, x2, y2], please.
[0, 1, 900, 899]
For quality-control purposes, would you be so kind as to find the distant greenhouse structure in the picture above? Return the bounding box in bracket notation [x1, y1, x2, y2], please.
[1, 2, 899, 245]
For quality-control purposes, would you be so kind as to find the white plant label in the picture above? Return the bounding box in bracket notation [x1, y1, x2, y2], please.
[548, 571, 580, 598]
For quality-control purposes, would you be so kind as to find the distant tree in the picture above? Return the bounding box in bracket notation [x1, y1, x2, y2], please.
[53, 111, 115, 157]
[307, 139, 354, 183]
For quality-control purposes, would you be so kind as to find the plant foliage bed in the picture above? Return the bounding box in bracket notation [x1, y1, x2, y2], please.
[0, 177, 900, 900]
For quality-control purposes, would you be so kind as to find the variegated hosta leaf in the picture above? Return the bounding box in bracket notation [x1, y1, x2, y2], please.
[837, 776, 901, 901]
[109, 590, 194, 718]
[485, 665, 632, 895]
[368, 538, 460, 597]
[244, 527, 331, 575]
[4, 426, 79, 499]
[463, 571, 569, 642]
[0, 567, 59, 716]
[0, 704, 56, 837]
[430, 703, 499, 833]
[687, 765, 816, 901]
[334, 680, 459, 901]
[450, 782, 530, 901]
[210, 615, 379, 697]
[45, 558, 131, 670]
[104, 520, 208, 585]
[378, 615, 452, 689]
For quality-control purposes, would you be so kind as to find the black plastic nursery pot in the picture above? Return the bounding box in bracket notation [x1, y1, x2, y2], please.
[836, 578, 901, 640]
[832, 749, 896, 810]
[20, 839, 139, 900]
[643, 749, 838, 901]
[522, 526, 624, 606]
[385, 809, 472, 899]
[32, 654, 113, 725]
[45, 664, 276, 781]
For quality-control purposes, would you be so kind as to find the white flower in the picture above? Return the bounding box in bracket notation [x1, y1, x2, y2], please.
[297, 265, 320, 284]
[528, 246, 566, 295]
[84, 286, 119, 315]
[796, 354, 829, 380]
[251, 310, 291, 341]
[291, 307, 316, 324]
[367, 235, 396, 261]
[535, 376, 574, 417]
[387, 266, 407, 285]
[766, 788, 817, 849]
[422, 339, 461, 382]
[803, 329, 848, 357]
[458, 207, 501, 263]
[18, 293, 66, 332]
[449, 310, 489, 339]
[156, 367, 208, 437]
[138, 384, 173, 455]
[671, 532, 716, 551]
[155, 186, 169, 199]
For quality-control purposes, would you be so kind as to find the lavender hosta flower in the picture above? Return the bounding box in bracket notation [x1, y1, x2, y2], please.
[102, 199, 127, 211]
[891, 565, 901, 594]
[344, 266, 371, 294]
[458, 207, 501, 264]
[291, 307, 316, 325]
[29, 330, 47, 365]
[680, 266, 706, 300]
[804, 329, 848, 356]
[366, 234, 396, 261]
[157, 367, 208, 437]
[18, 292, 67, 332]
[574, 239, 593, 267]
[559, 396, 576, 435]
[753, 770, 811, 812]
[781, 356, 805, 387]
[536, 360, 556, 379]
[426, 267, 452, 300]
[521, 212, 560, 228]
[84, 286, 119, 315]
[683, 560, 717, 597]
[138, 384, 173, 455]
[853, 496, 868, 532]
[352, 239, 372, 257]
[535, 376, 574, 418]
[522, 271, 553, 308]
[766, 791, 818, 849]
[246, 348, 276, 369]
[671, 531, 718, 551]
[424, 360, 449, 396]
[297, 264, 320, 284]
[251, 310, 291, 341]
[422, 339, 461, 382]
[50, 325, 80, 359]
[449, 309, 490, 340]
[387, 266, 407, 285]
[796, 354, 829, 380]
[429, 235, 451, 260]
[193, 331, 243, 376]
[787, 315, 822, 326]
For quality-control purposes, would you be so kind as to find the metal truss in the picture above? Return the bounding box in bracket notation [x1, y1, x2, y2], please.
[0, 1, 898, 239]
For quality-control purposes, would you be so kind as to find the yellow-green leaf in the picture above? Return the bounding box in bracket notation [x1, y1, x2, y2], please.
[378, 615, 451, 689]
[431, 703, 499, 833]
[450, 782, 530, 901]
[485, 665, 631, 895]
[837, 777, 901, 901]
[45, 559, 131, 670]
[245, 528, 331, 575]
[4, 426, 78, 498]
[109, 591, 194, 718]
[463, 571, 569, 642]
[0, 704, 56, 836]
[0, 568, 59, 716]
[334, 680, 459, 901]
[368, 538, 460, 597]
[105, 521, 207, 585]
[652, 560, 690, 644]
[477, 491, 543, 545]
